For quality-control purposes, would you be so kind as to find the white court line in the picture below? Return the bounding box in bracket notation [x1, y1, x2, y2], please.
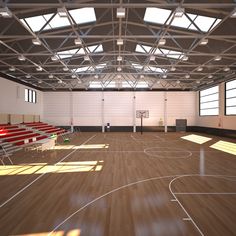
[174, 192, 236, 195]
[48, 175, 177, 235]
[169, 174, 236, 236]
[143, 147, 192, 159]
[49, 173, 236, 235]
[0, 134, 96, 208]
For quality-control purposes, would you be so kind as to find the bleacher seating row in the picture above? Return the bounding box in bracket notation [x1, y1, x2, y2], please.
[0, 122, 66, 151]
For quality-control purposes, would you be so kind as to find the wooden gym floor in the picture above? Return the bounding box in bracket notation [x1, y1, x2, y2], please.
[0, 132, 235, 236]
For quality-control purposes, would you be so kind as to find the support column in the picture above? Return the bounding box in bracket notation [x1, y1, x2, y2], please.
[133, 91, 136, 132]
[164, 92, 167, 133]
[102, 92, 105, 132]
[70, 91, 74, 133]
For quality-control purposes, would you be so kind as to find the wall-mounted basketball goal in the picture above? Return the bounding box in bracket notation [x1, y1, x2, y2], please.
[136, 110, 149, 134]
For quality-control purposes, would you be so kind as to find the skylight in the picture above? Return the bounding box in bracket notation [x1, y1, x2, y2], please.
[20, 8, 96, 32]
[104, 81, 116, 88]
[89, 81, 102, 88]
[144, 7, 171, 24]
[135, 44, 184, 60]
[135, 44, 152, 53]
[136, 81, 149, 88]
[56, 45, 103, 59]
[144, 7, 221, 33]
[132, 63, 143, 70]
[72, 66, 90, 73]
[146, 66, 167, 73]
[122, 81, 133, 88]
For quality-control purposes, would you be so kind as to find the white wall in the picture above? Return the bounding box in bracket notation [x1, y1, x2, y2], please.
[196, 81, 236, 130]
[43, 91, 196, 127]
[0, 77, 43, 116]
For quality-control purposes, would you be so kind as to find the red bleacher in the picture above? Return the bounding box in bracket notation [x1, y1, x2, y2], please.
[0, 122, 66, 147]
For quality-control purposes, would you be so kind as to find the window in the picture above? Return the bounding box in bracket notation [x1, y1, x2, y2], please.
[199, 86, 219, 116]
[225, 79, 236, 115]
[25, 88, 37, 103]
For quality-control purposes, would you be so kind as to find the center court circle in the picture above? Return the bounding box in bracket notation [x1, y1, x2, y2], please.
[144, 147, 192, 159]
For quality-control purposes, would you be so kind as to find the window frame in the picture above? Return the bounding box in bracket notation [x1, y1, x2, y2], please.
[225, 79, 236, 116]
[25, 88, 37, 104]
[199, 85, 219, 116]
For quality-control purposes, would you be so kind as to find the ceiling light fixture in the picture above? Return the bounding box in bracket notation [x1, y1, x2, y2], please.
[57, 7, 67, 17]
[49, 74, 53, 79]
[38, 80, 42, 84]
[74, 38, 82, 45]
[18, 55, 26, 61]
[223, 67, 230, 72]
[51, 56, 58, 61]
[26, 74, 31, 78]
[117, 56, 122, 61]
[170, 66, 176, 71]
[158, 39, 166, 46]
[174, 7, 185, 17]
[36, 66, 43, 71]
[182, 55, 189, 61]
[94, 74, 99, 79]
[84, 55, 90, 61]
[208, 74, 213, 78]
[32, 38, 41, 45]
[9, 66, 15, 71]
[162, 74, 167, 79]
[0, 7, 12, 18]
[150, 55, 156, 61]
[214, 55, 222, 61]
[199, 38, 208, 45]
[196, 80, 201, 84]
[197, 67, 203, 71]
[58, 80, 63, 83]
[117, 39, 124, 46]
[176, 80, 180, 84]
[117, 67, 122, 72]
[63, 67, 69, 71]
[185, 74, 190, 79]
[71, 74, 77, 78]
[140, 75, 144, 79]
[117, 8, 126, 18]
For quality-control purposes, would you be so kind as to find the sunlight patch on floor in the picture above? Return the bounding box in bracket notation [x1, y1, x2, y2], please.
[53, 144, 109, 150]
[0, 161, 103, 176]
[210, 140, 236, 155]
[181, 134, 212, 144]
[16, 229, 80, 236]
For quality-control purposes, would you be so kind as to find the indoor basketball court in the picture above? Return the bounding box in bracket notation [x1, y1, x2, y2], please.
[0, 1, 236, 236]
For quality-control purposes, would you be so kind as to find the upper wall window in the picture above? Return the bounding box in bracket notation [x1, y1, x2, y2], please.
[199, 86, 219, 116]
[25, 88, 37, 103]
[225, 79, 236, 115]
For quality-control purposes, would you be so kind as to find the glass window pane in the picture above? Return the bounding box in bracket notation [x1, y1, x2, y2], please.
[226, 88, 236, 99]
[200, 93, 218, 103]
[144, 7, 171, 24]
[29, 90, 32, 103]
[171, 14, 191, 29]
[200, 108, 219, 116]
[226, 97, 236, 107]
[200, 86, 218, 96]
[194, 15, 216, 32]
[200, 101, 219, 109]
[32, 91, 36, 103]
[25, 89, 28, 102]
[226, 79, 236, 90]
[69, 8, 96, 25]
[226, 106, 236, 115]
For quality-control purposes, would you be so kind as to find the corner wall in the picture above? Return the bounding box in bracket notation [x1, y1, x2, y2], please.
[0, 77, 43, 117]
